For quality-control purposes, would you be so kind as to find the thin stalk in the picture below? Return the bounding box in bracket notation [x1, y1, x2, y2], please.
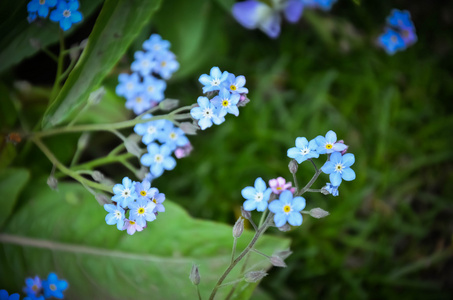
[108, 143, 126, 157]
[72, 153, 134, 171]
[297, 169, 323, 196]
[305, 189, 322, 193]
[49, 30, 65, 104]
[231, 238, 238, 264]
[292, 171, 299, 194]
[169, 104, 196, 116]
[250, 248, 270, 259]
[59, 55, 78, 81]
[41, 47, 58, 62]
[196, 286, 202, 300]
[32, 137, 112, 193]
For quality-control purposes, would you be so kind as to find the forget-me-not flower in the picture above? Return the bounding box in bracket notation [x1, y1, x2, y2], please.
[269, 190, 306, 227]
[23, 276, 42, 297]
[42, 273, 68, 299]
[268, 177, 294, 195]
[116, 73, 142, 99]
[324, 182, 339, 196]
[153, 51, 179, 80]
[222, 74, 249, 95]
[112, 177, 137, 208]
[49, 0, 82, 31]
[104, 203, 126, 230]
[125, 92, 152, 115]
[150, 188, 166, 213]
[123, 219, 144, 235]
[143, 34, 171, 54]
[142, 75, 166, 101]
[315, 130, 347, 154]
[377, 28, 406, 55]
[134, 180, 153, 201]
[241, 177, 272, 212]
[387, 9, 414, 29]
[27, 0, 57, 18]
[129, 199, 157, 227]
[190, 96, 226, 130]
[131, 51, 156, 77]
[0, 290, 20, 300]
[198, 67, 229, 93]
[157, 123, 189, 151]
[211, 88, 240, 116]
[140, 143, 176, 178]
[321, 152, 356, 186]
[134, 114, 167, 145]
[287, 137, 319, 163]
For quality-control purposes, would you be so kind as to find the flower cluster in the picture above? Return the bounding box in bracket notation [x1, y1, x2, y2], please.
[0, 272, 68, 300]
[190, 66, 249, 130]
[378, 9, 417, 55]
[104, 177, 165, 235]
[116, 34, 179, 115]
[27, 0, 83, 31]
[240, 130, 355, 228]
[232, 0, 337, 38]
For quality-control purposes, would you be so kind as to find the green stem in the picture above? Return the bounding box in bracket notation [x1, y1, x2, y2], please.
[306, 188, 322, 193]
[59, 55, 78, 81]
[108, 143, 126, 157]
[72, 153, 134, 171]
[209, 213, 273, 300]
[231, 238, 237, 264]
[196, 286, 202, 300]
[49, 30, 65, 104]
[292, 171, 300, 194]
[41, 47, 58, 62]
[297, 169, 323, 196]
[32, 137, 112, 193]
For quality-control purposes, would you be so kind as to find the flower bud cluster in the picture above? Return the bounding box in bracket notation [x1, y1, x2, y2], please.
[116, 34, 179, 115]
[104, 177, 165, 235]
[27, 0, 83, 31]
[190, 67, 249, 130]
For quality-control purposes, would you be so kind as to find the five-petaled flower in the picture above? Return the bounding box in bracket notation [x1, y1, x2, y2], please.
[287, 137, 319, 163]
[198, 66, 229, 93]
[140, 143, 177, 178]
[241, 177, 272, 212]
[321, 152, 356, 186]
[49, 0, 82, 31]
[190, 96, 226, 130]
[42, 273, 68, 299]
[104, 204, 126, 230]
[315, 130, 347, 154]
[269, 190, 306, 227]
[112, 177, 137, 208]
[129, 199, 157, 227]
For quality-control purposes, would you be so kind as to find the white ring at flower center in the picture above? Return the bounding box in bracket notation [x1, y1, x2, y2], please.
[254, 192, 264, 202]
[300, 147, 310, 155]
[334, 163, 343, 173]
[154, 154, 163, 163]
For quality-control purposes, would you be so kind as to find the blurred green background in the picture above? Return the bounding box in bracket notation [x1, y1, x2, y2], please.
[1, 0, 453, 299]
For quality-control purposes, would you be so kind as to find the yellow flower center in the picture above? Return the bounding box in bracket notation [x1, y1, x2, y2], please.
[147, 86, 154, 92]
[222, 100, 229, 107]
[129, 220, 136, 225]
[325, 144, 333, 149]
[283, 205, 291, 213]
[138, 208, 145, 214]
[276, 187, 282, 190]
[50, 284, 57, 291]
[136, 97, 143, 103]
[230, 85, 237, 91]
[32, 285, 38, 291]
[170, 132, 177, 139]
[161, 61, 167, 67]
[140, 191, 147, 196]
[152, 198, 157, 204]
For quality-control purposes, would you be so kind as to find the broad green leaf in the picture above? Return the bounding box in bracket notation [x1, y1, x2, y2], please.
[42, 0, 162, 129]
[0, 168, 30, 228]
[0, 181, 290, 299]
[0, 0, 104, 74]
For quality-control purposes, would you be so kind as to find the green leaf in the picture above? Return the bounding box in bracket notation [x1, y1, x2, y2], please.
[0, 168, 30, 228]
[42, 0, 162, 129]
[0, 0, 104, 74]
[0, 181, 290, 299]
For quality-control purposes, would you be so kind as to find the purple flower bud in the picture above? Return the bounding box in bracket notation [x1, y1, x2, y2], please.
[288, 159, 298, 174]
[174, 143, 193, 159]
[270, 256, 287, 268]
[336, 140, 349, 155]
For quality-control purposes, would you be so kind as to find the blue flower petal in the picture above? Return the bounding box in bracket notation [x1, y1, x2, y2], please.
[341, 168, 356, 181]
[279, 190, 293, 204]
[342, 153, 355, 167]
[241, 186, 256, 200]
[273, 213, 287, 227]
[268, 199, 283, 213]
[295, 137, 308, 149]
[254, 177, 266, 192]
[284, 0, 304, 23]
[292, 196, 306, 211]
[256, 200, 268, 212]
[243, 199, 257, 211]
[288, 212, 303, 226]
[321, 161, 335, 174]
[330, 152, 342, 164]
[330, 172, 342, 186]
[325, 130, 337, 143]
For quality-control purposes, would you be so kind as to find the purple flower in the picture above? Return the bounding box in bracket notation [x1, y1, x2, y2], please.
[150, 188, 166, 213]
[269, 190, 306, 227]
[268, 177, 294, 195]
[284, 0, 304, 23]
[174, 142, 193, 159]
[123, 219, 144, 235]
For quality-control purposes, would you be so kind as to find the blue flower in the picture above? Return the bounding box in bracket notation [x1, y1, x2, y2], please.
[24, 295, 45, 300]
[23, 275, 42, 297]
[377, 28, 406, 55]
[142, 75, 166, 102]
[153, 50, 179, 80]
[269, 190, 306, 227]
[125, 92, 153, 115]
[140, 143, 176, 178]
[116, 73, 142, 99]
[314, 130, 347, 154]
[49, 0, 82, 31]
[131, 51, 156, 77]
[134, 180, 153, 200]
[324, 182, 339, 196]
[27, 12, 38, 23]
[129, 198, 157, 227]
[311, 0, 337, 11]
[143, 34, 171, 54]
[222, 74, 249, 95]
[157, 122, 189, 151]
[210, 88, 240, 116]
[42, 273, 68, 299]
[27, 0, 57, 18]
[198, 67, 229, 93]
[321, 152, 356, 186]
[232, 0, 281, 38]
[112, 177, 137, 208]
[104, 203, 126, 230]
[190, 96, 226, 130]
[241, 177, 272, 212]
[0, 290, 20, 300]
[399, 27, 417, 47]
[387, 9, 414, 29]
[150, 188, 166, 213]
[134, 114, 167, 145]
[287, 137, 319, 163]
[283, 0, 304, 23]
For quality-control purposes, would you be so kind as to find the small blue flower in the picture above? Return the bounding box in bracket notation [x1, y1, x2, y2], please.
[131, 51, 156, 77]
[222, 74, 249, 95]
[42, 273, 68, 299]
[399, 27, 417, 46]
[321, 152, 356, 186]
[142, 75, 166, 102]
[23, 275, 42, 297]
[377, 28, 406, 55]
[211, 89, 240, 116]
[134, 114, 167, 145]
[125, 92, 153, 115]
[129, 198, 157, 227]
[287, 137, 319, 163]
[150, 188, 166, 213]
[134, 180, 153, 200]
[153, 50, 179, 80]
[198, 67, 229, 93]
[27, 0, 57, 18]
[104, 203, 126, 230]
[49, 0, 82, 31]
[140, 143, 176, 178]
[24, 295, 45, 300]
[312, 0, 337, 11]
[284, 0, 304, 23]
[324, 183, 339, 196]
[112, 177, 137, 208]
[387, 9, 414, 29]
[190, 96, 226, 130]
[116, 73, 142, 99]
[143, 34, 171, 54]
[157, 122, 189, 151]
[241, 177, 272, 212]
[0, 290, 20, 300]
[269, 190, 306, 227]
[314, 130, 347, 154]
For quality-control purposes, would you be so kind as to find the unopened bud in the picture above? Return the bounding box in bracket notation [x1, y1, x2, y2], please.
[274, 249, 293, 260]
[77, 133, 90, 150]
[233, 217, 244, 238]
[179, 122, 198, 135]
[269, 256, 287, 268]
[95, 193, 110, 205]
[237, 95, 250, 107]
[47, 176, 58, 191]
[241, 207, 251, 219]
[189, 264, 200, 285]
[320, 186, 330, 195]
[159, 99, 179, 111]
[125, 134, 142, 158]
[309, 208, 330, 219]
[92, 171, 105, 182]
[88, 86, 105, 105]
[244, 270, 267, 283]
[175, 143, 193, 159]
[29, 38, 41, 50]
[278, 223, 291, 232]
[288, 159, 298, 174]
